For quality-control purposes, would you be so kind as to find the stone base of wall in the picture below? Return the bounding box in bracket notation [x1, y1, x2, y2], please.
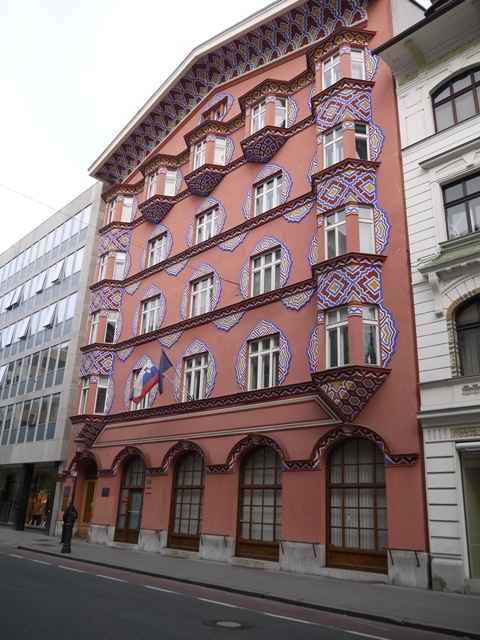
[431, 556, 465, 594]
[87, 523, 115, 546]
[199, 533, 235, 562]
[279, 540, 323, 575]
[387, 549, 430, 589]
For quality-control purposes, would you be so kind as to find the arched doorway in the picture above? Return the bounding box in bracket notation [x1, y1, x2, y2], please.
[78, 460, 97, 539]
[114, 456, 145, 544]
[237, 445, 282, 561]
[327, 438, 387, 573]
[168, 451, 205, 551]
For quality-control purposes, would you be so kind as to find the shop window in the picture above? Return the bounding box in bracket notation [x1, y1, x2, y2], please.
[456, 297, 480, 376]
[443, 172, 480, 239]
[190, 276, 213, 317]
[248, 335, 280, 390]
[327, 307, 349, 368]
[433, 67, 480, 132]
[237, 446, 282, 561]
[168, 452, 205, 551]
[183, 353, 208, 401]
[327, 438, 387, 572]
[251, 249, 281, 296]
[255, 174, 282, 215]
[196, 208, 218, 243]
[141, 296, 162, 334]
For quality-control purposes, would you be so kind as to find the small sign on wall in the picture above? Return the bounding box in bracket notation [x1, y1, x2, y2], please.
[101, 488, 110, 497]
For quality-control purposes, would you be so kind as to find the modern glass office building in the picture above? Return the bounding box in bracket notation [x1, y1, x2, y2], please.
[0, 182, 104, 534]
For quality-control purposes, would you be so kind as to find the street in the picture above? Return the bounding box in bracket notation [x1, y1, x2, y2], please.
[0, 547, 459, 640]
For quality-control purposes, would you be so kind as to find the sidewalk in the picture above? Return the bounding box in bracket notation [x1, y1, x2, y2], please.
[1, 526, 479, 638]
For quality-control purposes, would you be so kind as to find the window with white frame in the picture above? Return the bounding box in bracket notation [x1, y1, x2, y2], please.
[131, 369, 150, 410]
[213, 137, 226, 165]
[456, 297, 480, 376]
[148, 171, 158, 198]
[323, 52, 340, 88]
[194, 140, 207, 169]
[94, 376, 109, 414]
[326, 210, 347, 259]
[90, 311, 100, 343]
[355, 123, 369, 160]
[191, 276, 214, 316]
[443, 172, 480, 239]
[106, 200, 116, 224]
[324, 126, 343, 167]
[351, 49, 365, 80]
[196, 208, 218, 243]
[113, 252, 126, 280]
[120, 197, 133, 222]
[359, 206, 375, 254]
[79, 377, 89, 413]
[252, 248, 281, 296]
[149, 233, 168, 266]
[141, 296, 162, 334]
[183, 353, 208, 401]
[252, 100, 266, 133]
[104, 311, 118, 343]
[248, 334, 280, 390]
[363, 305, 379, 365]
[275, 98, 287, 128]
[255, 174, 282, 216]
[164, 169, 177, 196]
[327, 307, 349, 368]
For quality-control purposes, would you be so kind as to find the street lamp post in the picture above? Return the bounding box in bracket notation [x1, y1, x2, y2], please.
[61, 437, 87, 554]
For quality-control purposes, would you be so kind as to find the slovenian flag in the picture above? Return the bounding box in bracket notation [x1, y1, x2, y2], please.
[130, 363, 159, 404]
[158, 350, 173, 394]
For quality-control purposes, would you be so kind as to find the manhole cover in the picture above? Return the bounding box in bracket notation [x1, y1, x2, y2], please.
[204, 620, 254, 630]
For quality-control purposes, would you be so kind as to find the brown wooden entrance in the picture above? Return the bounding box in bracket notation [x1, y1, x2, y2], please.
[114, 456, 145, 544]
[236, 446, 282, 561]
[327, 438, 387, 573]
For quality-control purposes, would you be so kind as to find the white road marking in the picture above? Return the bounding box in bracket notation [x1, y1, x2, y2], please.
[143, 585, 175, 594]
[58, 566, 86, 573]
[30, 559, 51, 565]
[96, 574, 126, 582]
[263, 612, 314, 625]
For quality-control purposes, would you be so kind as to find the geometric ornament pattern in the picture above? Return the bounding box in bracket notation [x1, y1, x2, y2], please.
[213, 312, 245, 331]
[282, 288, 315, 311]
[89, 285, 123, 313]
[312, 366, 389, 422]
[316, 86, 372, 130]
[140, 225, 173, 270]
[235, 319, 291, 391]
[131, 285, 166, 337]
[316, 258, 383, 308]
[307, 325, 318, 372]
[79, 350, 115, 377]
[316, 165, 378, 212]
[94, 0, 368, 184]
[99, 227, 132, 254]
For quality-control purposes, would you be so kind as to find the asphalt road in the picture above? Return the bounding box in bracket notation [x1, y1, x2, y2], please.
[0, 547, 458, 640]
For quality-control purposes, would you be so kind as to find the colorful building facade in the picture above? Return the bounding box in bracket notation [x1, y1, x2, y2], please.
[66, 0, 430, 587]
[376, 0, 480, 594]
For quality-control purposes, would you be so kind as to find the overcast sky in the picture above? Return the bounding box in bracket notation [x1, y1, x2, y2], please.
[0, 0, 430, 256]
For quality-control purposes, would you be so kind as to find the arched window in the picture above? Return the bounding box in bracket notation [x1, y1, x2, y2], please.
[115, 456, 145, 544]
[168, 451, 205, 551]
[237, 446, 282, 561]
[456, 298, 480, 376]
[327, 438, 387, 573]
[433, 67, 480, 132]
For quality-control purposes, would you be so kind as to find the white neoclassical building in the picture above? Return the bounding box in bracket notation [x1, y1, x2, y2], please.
[375, 0, 480, 594]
